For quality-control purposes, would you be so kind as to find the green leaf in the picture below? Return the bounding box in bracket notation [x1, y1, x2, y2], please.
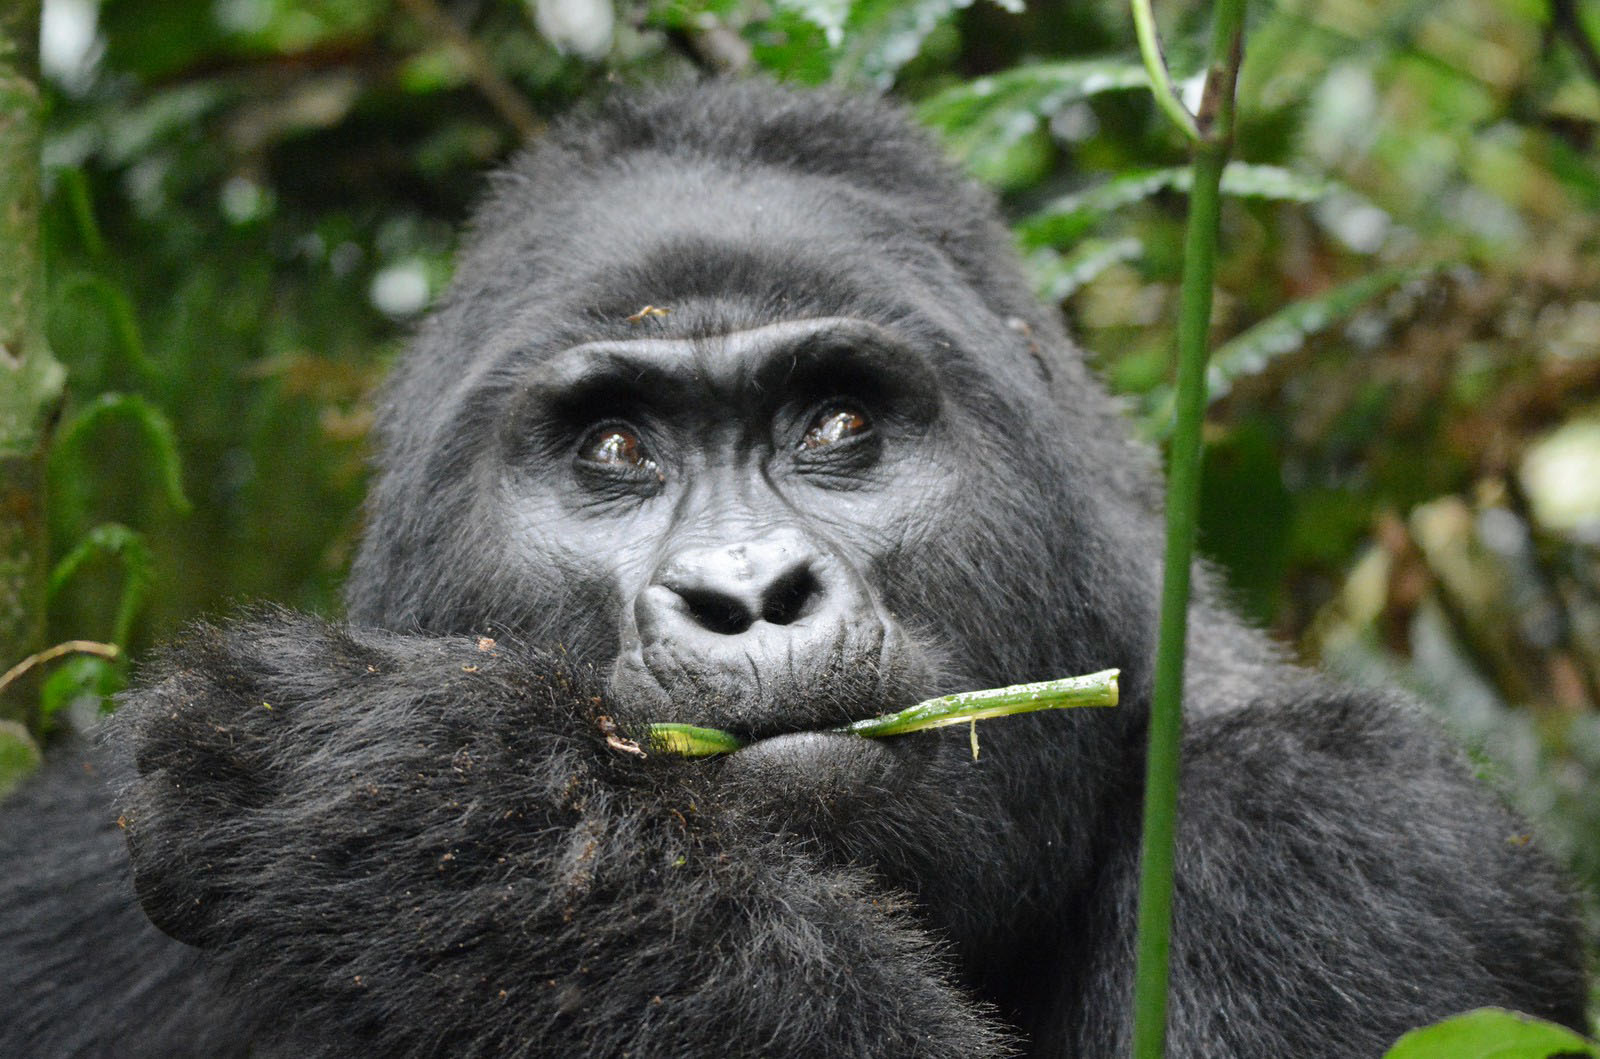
[99, 0, 227, 81]
[648, 723, 746, 757]
[765, 0, 1023, 86]
[56, 168, 107, 259]
[0, 722, 42, 802]
[49, 523, 156, 646]
[1138, 265, 1437, 437]
[1204, 264, 1436, 401]
[1197, 421, 1292, 624]
[916, 60, 1150, 181]
[835, 669, 1120, 738]
[98, 85, 233, 168]
[57, 276, 157, 384]
[648, 0, 748, 30]
[49, 394, 193, 520]
[1217, 163, 1340, 202]
[1018, 163, 1337, 249]
[40, 655, 123, 732]
[1025, 236, 1143, 302]
[776, 0, 852, 47]
[831, 0, 981, 89]
[648, 670, 1120, 757]
[1383, 1007, 1599, 1058]
[746, 9, 835, 84]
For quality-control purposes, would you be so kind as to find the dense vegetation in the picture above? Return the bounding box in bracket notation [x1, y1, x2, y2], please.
[3, 0, 1598, 1034]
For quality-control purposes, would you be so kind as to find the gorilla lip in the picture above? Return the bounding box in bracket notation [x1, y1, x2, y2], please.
[646, 669, 1120, 758]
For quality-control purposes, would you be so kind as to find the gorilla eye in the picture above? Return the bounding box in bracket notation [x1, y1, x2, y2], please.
[799, 405, 871, 450]
[579, 426, 661, 479]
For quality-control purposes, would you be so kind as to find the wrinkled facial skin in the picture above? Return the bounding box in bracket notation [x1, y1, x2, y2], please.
[345, 157, 1159, 964]
[499, 317, 962, 848]
[504, 318, 947, 728]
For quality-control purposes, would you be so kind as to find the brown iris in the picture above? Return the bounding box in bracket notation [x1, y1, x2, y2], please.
[582, 427, 656, 473]
[800, 406, 870, 450]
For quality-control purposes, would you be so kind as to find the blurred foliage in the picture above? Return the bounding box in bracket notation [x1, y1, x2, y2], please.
[16, 0, 1600, 966]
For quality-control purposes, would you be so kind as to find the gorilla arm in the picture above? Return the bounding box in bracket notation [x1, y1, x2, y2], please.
[1056, 686, 1588, 1058]
[112, 610, 1014, 1059]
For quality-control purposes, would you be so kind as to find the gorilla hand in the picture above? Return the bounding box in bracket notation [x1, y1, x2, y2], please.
[114, 610, 1014, 1059]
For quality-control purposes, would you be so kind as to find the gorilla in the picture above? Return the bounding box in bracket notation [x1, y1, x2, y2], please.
[0, 80, 1589, 1058]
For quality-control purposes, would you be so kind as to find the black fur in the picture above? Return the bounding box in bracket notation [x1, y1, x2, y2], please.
[0, 79, 1588, 1057]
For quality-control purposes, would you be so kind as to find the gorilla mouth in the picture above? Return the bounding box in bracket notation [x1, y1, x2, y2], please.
[715, 729, 908, 827]
[607, 615, 932, 742]
[605, 615, 928, 816]
[732, 728, 894, 758]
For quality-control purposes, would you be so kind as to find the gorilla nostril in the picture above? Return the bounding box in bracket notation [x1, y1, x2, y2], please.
[761, 566, 821, 626]
[678, 589, 756, 636]
[655, 539, 826, 635]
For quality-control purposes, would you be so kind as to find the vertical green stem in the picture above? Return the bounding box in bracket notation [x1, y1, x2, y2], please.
[1130, 0, 1201, 142]
[1127, 142, 1225, 1057]
[0, 0, 65, 715]
[1128, 2, 1247, 1056]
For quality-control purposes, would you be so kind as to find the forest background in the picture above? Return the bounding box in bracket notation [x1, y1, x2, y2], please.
[2, 0, 1598, 1022]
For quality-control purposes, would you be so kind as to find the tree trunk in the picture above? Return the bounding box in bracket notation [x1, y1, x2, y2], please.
[0, 0, 64, 716]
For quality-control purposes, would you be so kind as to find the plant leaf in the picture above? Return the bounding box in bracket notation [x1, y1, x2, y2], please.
[1025, 236, 1144, 302]
[776, 0, 851, 46]
[40, 655, 123, 731]
[648, 670, 1120, 758]
[1139, 265, 1438, 437]
[832, 0, 1019, 89]
[57, 275, 158, 384]
[1205, 264, 1437, 401]
[647, 723, 747, 757]
[49, 393, 192, 521]
[48, 523, 156, 646]
[1019, 163, 1338, 249]
[917, 60, 1150, 179]
[1383, 1007, 1598, 1058]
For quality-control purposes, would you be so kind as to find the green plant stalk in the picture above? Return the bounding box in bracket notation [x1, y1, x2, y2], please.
[648, 723, 746, 757]
[1131, 0, 1201, 142]
[0, 0, 65, 713]
[1128, 1, 1248, 1055]
[648, 669, 1120, 758]
[838, 669, 1120, 737]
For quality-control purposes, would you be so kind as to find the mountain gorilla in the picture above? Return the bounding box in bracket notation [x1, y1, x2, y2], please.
[0, 80, 1589, 1058]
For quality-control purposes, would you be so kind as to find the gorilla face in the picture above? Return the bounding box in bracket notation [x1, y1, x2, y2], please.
[514, 317, 955, 823]
[506, 317, 951, 734]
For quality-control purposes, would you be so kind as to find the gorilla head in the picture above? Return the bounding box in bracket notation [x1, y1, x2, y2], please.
[339, 81, 1167, 960]
[350, 84, 1162, 682]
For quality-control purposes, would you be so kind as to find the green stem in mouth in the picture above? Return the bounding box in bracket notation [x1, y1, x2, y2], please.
[646, 723, 746, 758]
[646, 669, 1120, 758]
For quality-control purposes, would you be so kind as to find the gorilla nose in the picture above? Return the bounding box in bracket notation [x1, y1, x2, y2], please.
[656, 536, 825, 636]
[616, 533, 887, 730]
